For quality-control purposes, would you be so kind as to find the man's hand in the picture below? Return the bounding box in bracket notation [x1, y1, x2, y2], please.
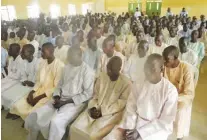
[53, 100, 65, 109]
[24, 81, 35, 87]
[125, 129, 139, 140]
[27, 90, 35, 106]
[89, 107, 102, 119]
[22, 81, 26, 86]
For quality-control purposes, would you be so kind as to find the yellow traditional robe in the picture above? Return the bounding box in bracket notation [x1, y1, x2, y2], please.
[164, 61, 195, 138]
[70, 73, 132, 140]
[10, 58, 64, 120]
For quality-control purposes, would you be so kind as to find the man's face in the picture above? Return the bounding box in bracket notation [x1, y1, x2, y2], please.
[183, 25, 188, 32]
[106, 61, 121, 80]
[27, 33, 34, 41]
[21, 49, 32, 61]
[96, 29, 102, 38]
[155, 36, 162, 46]
[89, 37, 97, 51]
[192, 31, 199, 40]
[8, 46, 18, 57]
[144, 60, 163, 83]
[136, 32, 144, 42]
[170, 28, 177, 37]
[164, 55, 175, 68]
[179, 39, 187, 52]
[41, 47, 50, 59]
[102, 42, 112, 55]
[56, 38, 63, 47]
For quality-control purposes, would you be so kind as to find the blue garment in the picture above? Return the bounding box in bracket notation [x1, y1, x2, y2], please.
[1, 47, 8, 72]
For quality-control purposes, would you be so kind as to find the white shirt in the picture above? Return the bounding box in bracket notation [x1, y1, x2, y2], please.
[120, 77, 178, 140]
[54, 45, 70, 64]
[179, 49, 198, 67]
[165, 37, 179, 47]
[21, 57, 40, 82]
[134, 11, 141, 18]
[124, 54, 147, 82]
[83, 48, 102, 70]
[53, 62, 95, 105]
[29, 40, 39, 58]
[149, 43, 168, 55]
[97, 36, 106, 51]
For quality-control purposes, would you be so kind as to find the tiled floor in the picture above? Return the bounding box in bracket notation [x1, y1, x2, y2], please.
[1, 60, 207, 140]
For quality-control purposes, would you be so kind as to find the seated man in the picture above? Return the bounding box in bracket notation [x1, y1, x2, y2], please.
[70, 56, 131, 140]
[10, 43, 64, 120]
[123, 40, 149, 82]
[1, 46, 8, 78]
[105, 54, 178, 140]
[2, 44, 39, 119]
[149, 34, 168, 55]
[1, 43, 23, 92]
[98, 37, 125, 76]
[25, 47, 95, 140]
[179, 37, 199, 86]
[165, 26, 179, 47]
[54, 36, 70, 64]
[83, 33, 102, 71]
[163, 46, 195, 140]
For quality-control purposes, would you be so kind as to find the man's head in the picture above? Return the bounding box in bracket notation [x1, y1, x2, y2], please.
[183, 24, 188, 32]
[88, 34, 97, 51]
[191, 30, 199, 42]
[103, 24, 109, 33]
[182, 8, 186, 12]
[102, 37, 115, 57]
[17, 27, 26, 39]
[68, 47, 82, 66]
[169, 26, 177, 37]
[1, 31, 8, 41]
[8, 43, 21, 57]
[96, 27, 102, 38]
[163, 45, 180, 68]
[155, 34, 163, 46]
[41, 43, 54, 60]
[149, 27, 156, 37]
[179, 37, 188, 53]
[167, 7, 171, 12]
[137, 40, 149, 58]
[21, 44, 35, 62]
[9, 32, 15, 39]
[200, 15, 205, 22]
[55, 36, 64, 47]
[107, 56, 122, 81]
[72, 35, 81, 48]
[114, 26, 121, 36]
[62, 22, 69, 32]
[144, 54, 164, 84]
[27, 31, 35, 41]
[136, 30, 145, 43]
[77, 30, 84, 42]
[72, 25, 77, 33]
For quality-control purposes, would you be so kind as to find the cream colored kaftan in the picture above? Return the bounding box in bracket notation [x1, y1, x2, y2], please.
[10, 58, 64, 120]
[148, 43, 168, 55]
[104, 77, 178, 140]
[164, 62, 195, 138]
[70, 73, 131, 140]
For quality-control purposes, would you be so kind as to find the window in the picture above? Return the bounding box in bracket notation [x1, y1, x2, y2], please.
[50, 4, 61, 19]
[27, 5, 40, 18]
[82, 3, 93, 15]
[68, 4, 76, 15]
[1, 5, 16, 21]
[156, 3, 159, 10]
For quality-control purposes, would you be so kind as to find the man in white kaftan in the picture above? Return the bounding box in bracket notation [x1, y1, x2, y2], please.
[83, 35, 102, 71]
[70, 56, 131, 140]
[123, 40, 149, 82]
[25, 47, 95, 140]
[54, 36, 70, 64]
[96, 27, 106, 51]
[2, 44, 40, 110]
[1, 44, 23, 93]
[104, 54, 178, 140]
